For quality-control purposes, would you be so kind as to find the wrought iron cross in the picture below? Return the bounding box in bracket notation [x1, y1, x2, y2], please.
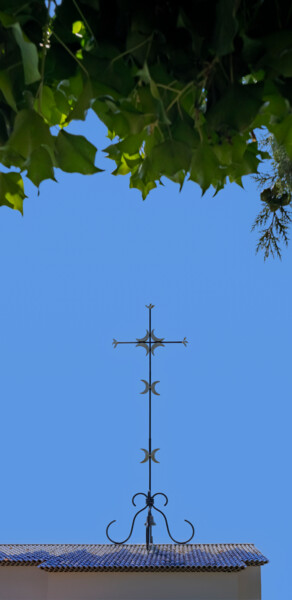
[106, 304, 195, 549]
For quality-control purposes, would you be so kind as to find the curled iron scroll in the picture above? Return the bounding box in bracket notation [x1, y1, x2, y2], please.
[106, 505, 147, 544]
[152, 505, 195, 544]
[132, 492, 147, 506]
[152, 492, 168, 506]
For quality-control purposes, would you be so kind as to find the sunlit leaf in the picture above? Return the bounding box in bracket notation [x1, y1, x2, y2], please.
[0, 171, 26, 213]
[36, 86, 67, 125]
[72, 21, 86, 38]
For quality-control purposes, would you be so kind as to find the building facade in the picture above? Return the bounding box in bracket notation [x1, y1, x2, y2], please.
[0, 543, 268, 600]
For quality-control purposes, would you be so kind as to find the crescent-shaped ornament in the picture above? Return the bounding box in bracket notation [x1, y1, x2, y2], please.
[151, 448, 160, 463]
[146, 304, 155, 310]
[140, 380, 149, 394]
[140, 448, 160, 463]
[112, 338, 118, 348]
[136, 342, 150, 355]
[136, 330, 150, 343]
[182, 337, 188, 347]
[152, 381, 160, 395]
[140, 380, 160, 395]
[140, 449, 149, 463]
[151, 329, 164, 343]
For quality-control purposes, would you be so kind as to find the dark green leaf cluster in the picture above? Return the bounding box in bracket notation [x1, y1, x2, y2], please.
[0, 0, 292, 231]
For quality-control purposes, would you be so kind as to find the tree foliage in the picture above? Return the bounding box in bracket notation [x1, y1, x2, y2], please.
[1, 0, 292, 254]
[253, 138, 292, 259]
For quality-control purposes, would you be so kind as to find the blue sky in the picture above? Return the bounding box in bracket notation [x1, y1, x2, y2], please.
[0, 111, 291, 599]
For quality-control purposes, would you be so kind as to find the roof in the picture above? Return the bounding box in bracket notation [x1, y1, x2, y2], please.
[0, 544, 268, 572]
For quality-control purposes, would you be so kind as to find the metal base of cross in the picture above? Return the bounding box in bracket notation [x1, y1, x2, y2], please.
[106, 491, 195, 550]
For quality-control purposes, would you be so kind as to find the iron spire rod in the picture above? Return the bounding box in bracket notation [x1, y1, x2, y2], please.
[149, 305, 152, 495]
[106, 304, 195, 549]
[148, 306, 153, 544]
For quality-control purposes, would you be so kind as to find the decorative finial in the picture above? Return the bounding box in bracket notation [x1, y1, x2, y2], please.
[106, 305, 194, 549]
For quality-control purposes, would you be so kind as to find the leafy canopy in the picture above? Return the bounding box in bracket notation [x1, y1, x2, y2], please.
[1, 0, 292, 254]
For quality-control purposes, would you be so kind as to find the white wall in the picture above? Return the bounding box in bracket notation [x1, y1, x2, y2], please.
[0, 566, 261, 600]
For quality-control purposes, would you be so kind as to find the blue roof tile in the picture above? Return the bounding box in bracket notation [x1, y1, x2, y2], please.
[0, 544, 268, 572]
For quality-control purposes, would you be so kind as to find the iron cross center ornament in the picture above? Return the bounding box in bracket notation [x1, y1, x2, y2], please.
[106, 304, 195, 550]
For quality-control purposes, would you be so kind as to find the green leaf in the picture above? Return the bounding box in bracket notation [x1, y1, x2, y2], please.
[92, 98, 130, 137]
[107, 129, 116, 141]
[128, 155, 158, 199]
[213, 0, 239, 56]
[25, 147, 56, 187]
[36, 86, 67, 126]
[207, 84, 263, 133]
[168, 169, 186, 191]
[213, 134, 247, 166]
[260, 30, 292, 59]
[123, 153, 142, 168]
[257, 92, 290, 126]
[0, 70, 17, 112]
[0, 13, 40, 84]
[241, 70, 265, 85]
[54, 88, 71, 117]
[136, 62, 171, 124]
[67, 78, 93, 122]
[241, 34, 263, 64]
[270, 115, 292, 159]
[121, 107, 150, 135]
[7, 110, 54, 159]
[72, 20, 86, 38]
[228, 147, 260, 182]
[0, 11, 14, 27]
[111, 152, 142, 175]
[104, 132, 144, 158]
[137, 62, 161, 101]
[130, 177, 157, 200]
[55, 130, 102, 174]
[136, 62, 152, 85]
[12, 23, 40, 85]
[111, 155, 131, 175]
[190, 144, 223, 193]
[125, 31, 150, 64]
[136, 86, 170, 125]
[172, 120, 200, 149]
[150, 141, 192, 176]
[0, 147, 24, 169]
[130, 159, 157, 199]
[213, 141, 233, 165]
[0, 171, 26, 213]
[240, 147, 260, 174]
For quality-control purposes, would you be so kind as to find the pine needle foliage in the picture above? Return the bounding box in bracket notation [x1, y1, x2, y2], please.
[253, 138, 292, 259]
